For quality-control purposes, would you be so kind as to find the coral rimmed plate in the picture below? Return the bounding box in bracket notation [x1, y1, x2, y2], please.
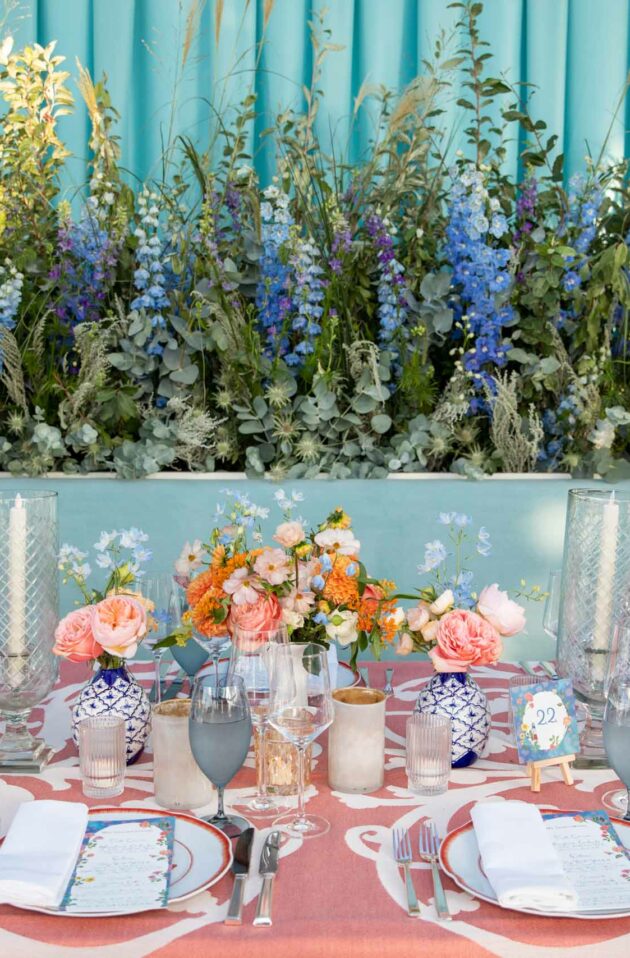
[19, 806, 232, 918]
[440, 807, 630, 919]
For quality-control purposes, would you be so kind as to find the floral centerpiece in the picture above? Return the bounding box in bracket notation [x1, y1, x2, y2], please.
[387, 513, 537, 767]
[54, 528, 154, 762]
[170, 489, 403, 662]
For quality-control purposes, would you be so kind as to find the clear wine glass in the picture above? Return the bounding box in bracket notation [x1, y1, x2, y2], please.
[143, 574, 180, 705]
[228, 624, 289, 819]
[268, 643, 334, 840]
[192, 632, 231, 684]
[189, 673, 252, 837]
[543, 570, 562, 645]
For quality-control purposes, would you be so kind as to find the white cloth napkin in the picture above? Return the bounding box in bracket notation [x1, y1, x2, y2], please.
[0, 800, 88, 909]
[471, 801, 578, 912]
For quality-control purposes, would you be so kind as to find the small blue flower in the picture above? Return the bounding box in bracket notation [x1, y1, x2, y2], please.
[418, 540, 447, 574]
[563, 270, 581, 292]
[346, 562, 358, 577]
[320, 554, 333, 573]
[311, 575, 325, 591]
[438, 512, 456, 525]
[313, 611, 329, 625]
[453, 514, 472, 528]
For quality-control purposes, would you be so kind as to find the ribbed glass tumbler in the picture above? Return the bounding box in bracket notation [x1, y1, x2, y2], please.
[0, 491, 58, 770]
[557, 489, 630, 768]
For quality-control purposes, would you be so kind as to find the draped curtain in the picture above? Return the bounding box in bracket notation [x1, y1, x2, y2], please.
[5, 0, 630, 189]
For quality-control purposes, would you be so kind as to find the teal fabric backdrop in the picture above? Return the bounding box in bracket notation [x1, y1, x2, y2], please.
[5, 0, 630, 189]
[3, 474, 629, 661]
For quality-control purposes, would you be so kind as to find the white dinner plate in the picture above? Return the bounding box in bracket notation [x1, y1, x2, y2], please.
[197, 655, 360, 688]
[21, 806, 232, 918]
[440, 807, 630, 919]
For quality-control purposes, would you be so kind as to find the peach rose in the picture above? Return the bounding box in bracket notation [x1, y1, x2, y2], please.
[91, 595, 148, 659]
[228, 592, 283, 651]
[396, 633, 415, 656]
[421, 619, 439, 643]
[429, 609, 502, 673]
[273, 521, 306, 549]
[477, 584, 526, 636]
[407, 604, 430, 632]
[53, 608, 103, 663]
[361, 583, 384, 614]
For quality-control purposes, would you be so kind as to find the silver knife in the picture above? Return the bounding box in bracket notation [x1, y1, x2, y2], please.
[253, 830, 281, 927]
[224, 827, 254, 925]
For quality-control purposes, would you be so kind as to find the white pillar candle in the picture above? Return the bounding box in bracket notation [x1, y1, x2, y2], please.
[593, 492, 619, 682]
[8, 494, 27, 684]
[328, 688, 386, 794]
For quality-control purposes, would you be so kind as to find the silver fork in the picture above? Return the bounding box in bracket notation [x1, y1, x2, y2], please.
[392, 828, 420, 917]
[418, 821, 451, 921]
[384, 667, 394, 696]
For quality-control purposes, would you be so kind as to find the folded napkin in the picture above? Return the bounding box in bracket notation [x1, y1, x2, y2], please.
[471, 801, 578, 912]
[0, 800, 88, 909]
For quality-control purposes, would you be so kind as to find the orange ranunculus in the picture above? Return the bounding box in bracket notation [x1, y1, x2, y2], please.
[322, 554, 360, 609]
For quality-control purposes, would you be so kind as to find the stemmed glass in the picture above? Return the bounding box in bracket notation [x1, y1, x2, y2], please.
[143, 574, 180, 705]
[189, 673, 252, 837]
[191, 632, 231, 684]
[228, 624, 289, 819]
[268, 644, 334, 839]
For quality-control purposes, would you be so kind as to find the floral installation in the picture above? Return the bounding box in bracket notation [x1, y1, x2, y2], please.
[165, 489, 403, 656]
[53, 528, 154, 668]
[393, 513, 541, 673]
[0, 4, 630, 480]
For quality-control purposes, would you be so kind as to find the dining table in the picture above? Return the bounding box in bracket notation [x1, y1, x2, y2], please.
[0, 658, 628, 958]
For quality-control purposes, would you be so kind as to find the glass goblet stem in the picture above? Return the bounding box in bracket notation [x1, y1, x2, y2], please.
[294, 743, 308, 829]
[215, 784, 227, 825]
[152, 650, 164, 705]
[256, 724, 269, 803]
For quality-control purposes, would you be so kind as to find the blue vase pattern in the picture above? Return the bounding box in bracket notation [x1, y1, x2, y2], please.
[72, 666, 151, 764]
[415, 671, 490, 768]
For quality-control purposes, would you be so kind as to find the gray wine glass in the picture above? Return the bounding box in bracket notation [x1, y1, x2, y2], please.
[189, 672, 252, 837]
[603, 673, 630, 821]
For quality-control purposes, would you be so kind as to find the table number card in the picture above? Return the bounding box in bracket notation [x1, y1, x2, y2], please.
[510, 677, 580, 765]
[60, 816, 175, 914]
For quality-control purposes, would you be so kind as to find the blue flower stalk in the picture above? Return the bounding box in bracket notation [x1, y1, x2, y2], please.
[366, 212, 409, 352]
[130, 190, 170, 344]
[256, 186, 294, 359]
[0, 260, 24, 372]
[285, 237, 324, 367]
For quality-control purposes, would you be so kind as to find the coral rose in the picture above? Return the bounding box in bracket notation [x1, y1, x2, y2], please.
[53, 608, 102, 663]
[228, 592, 283, 651]
[429, 609, 502, 673]
[91, 595, 148, 659]
[477, 584, 526, 636]
[361, 583, 384, 613]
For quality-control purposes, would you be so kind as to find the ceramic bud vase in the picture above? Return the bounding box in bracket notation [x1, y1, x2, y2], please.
[72, 664, 151, 764]
[415, 671, 490, 767]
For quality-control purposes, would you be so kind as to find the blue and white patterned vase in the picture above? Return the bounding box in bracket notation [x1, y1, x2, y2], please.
[415, 671, 490, 768]
[72, 665, 151, 764]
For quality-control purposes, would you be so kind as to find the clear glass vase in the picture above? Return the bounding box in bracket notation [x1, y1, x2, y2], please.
[0, 491, 58, 770]
[557, 489, 630, 768]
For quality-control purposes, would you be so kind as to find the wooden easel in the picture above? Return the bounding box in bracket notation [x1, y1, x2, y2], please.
[527, 754, 575, 792]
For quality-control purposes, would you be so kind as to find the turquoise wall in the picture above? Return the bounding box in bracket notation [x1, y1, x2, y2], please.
[3, 475, 627, 662]
[6, 0, 630, 186]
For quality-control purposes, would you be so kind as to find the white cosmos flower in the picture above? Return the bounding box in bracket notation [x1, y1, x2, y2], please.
[174, 539, 205, 578]
[314, 528, 360, 556]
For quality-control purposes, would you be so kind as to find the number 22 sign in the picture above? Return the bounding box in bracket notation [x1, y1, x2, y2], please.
[510, 677, 580, 764]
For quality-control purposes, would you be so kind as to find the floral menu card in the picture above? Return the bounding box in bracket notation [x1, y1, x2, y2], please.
[543, 811, 630, 912]
[60, 817, 175, 914]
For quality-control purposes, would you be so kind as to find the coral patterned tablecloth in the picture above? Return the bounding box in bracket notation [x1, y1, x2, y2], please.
[0, 659, 629, 958]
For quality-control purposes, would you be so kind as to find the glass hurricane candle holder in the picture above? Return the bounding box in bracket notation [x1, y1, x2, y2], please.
[557, 489, 630, 768]
[328, 688, 386, 794]
[152, 699, 213, 810]
[0, 491, 58, 771]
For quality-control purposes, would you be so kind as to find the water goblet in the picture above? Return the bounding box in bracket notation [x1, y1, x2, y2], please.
[543, 570, 561, 645]
[228, 624, 289, 819]
[603, 673, 630, 820]
[268, 643, 334, 839]
[189, 673, 252, 837]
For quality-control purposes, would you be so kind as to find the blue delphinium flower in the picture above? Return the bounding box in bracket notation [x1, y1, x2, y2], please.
[366, 212, 409, 354]
[538, 386, 581, 469]
[450, 570, 475, 608]
[256, 186, 294, 358]
[0, 260, 24, 372]
[130, 190, 170, 343]
[285, 238, 324, 367]
[477, 526, 492, 556]
[418, 540, 447, 574]
[444, 165, 513, 409]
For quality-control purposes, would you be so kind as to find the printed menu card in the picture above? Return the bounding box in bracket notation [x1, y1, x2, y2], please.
[60, 816, 175, 914]
[543, 811, 630, 912]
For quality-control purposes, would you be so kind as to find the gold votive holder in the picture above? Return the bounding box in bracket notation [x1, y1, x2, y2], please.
[255, 727, 312, 796]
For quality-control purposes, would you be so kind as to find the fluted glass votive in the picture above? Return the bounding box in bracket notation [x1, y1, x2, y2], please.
[152, 699, 213, 810]
[406, 713, 451, 795]
[78, 716, 125, 798]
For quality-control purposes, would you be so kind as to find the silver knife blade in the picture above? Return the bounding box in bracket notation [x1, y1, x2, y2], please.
[225, 827, 255, 925]
[258, 830, 280, 875]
